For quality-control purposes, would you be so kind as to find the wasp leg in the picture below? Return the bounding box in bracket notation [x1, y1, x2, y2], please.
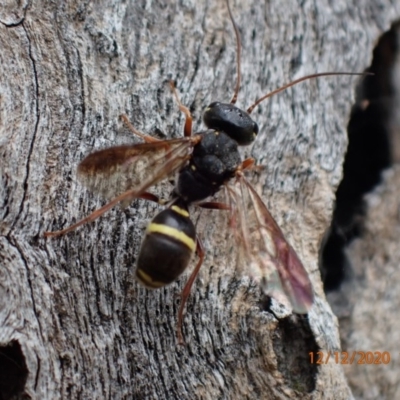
[239, 157, 255, 171]
[177, 236, 205, 345]
[44, 191, 161, 238]
[120, 114, 161, 143]
[169, 81, 193, 137]
[176, 201, 230, 343]
[196, 201, 231, 210]
[137, 192, 162, 204]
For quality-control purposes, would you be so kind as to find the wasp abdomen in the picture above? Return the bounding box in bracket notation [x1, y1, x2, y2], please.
[136, 204, 196, 288]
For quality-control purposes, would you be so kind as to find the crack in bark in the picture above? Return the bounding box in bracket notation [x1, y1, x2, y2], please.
[8, 23, 40, 236]
[2, 235, 44, 394]
[8, 236, 44, 341]
[188, 2, 209, 91]
[0, 0, 29, 27]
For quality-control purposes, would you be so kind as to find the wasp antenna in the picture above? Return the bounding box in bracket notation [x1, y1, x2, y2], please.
[246, 71, 373, 114]
[226, 0, 241, 105]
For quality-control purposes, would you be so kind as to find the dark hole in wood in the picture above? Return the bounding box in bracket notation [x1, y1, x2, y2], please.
[320, 21, 398, 291]
[0, 341, 28, 400]
[272, 315, 318, 393]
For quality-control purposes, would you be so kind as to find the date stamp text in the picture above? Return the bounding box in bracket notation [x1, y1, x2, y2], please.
[309, 351, 391, 365]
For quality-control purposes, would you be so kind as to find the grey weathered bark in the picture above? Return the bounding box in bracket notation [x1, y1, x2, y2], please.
[326, 20, 400, 400]
[332, 167, 400, 400]
[0, 0, 398, 399]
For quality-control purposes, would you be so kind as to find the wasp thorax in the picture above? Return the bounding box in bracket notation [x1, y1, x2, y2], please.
[203, 102, 259, 146]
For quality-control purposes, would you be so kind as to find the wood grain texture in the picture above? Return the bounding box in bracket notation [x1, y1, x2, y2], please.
[1, 0, 398, 399]
[326, 19, 400, 399]
[335, 166, 400, 400]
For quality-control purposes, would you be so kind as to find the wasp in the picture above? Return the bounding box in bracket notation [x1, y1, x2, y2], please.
[44, 0, 363, 343]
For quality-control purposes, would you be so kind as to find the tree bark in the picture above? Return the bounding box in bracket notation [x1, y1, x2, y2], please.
[0, 0, 398, 399]
[326, 20, 400, 400]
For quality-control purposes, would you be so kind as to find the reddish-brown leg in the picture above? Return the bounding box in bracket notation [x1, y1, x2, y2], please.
[177, 236, 205, 345]
[139, 192, 161, 204]
[240, 157, 255, 171]
[169, 81, 193, 137]
[196, 201, 231, 210]
[120, 114, 161, 143]
[176, 201, 232, 343]
[44, 191, 161, 238]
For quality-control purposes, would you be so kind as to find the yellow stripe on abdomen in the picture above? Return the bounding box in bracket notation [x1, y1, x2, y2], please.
[147, 223, 196, 252]
[171, 205, 189, 218]
[136, 269, 166, 288]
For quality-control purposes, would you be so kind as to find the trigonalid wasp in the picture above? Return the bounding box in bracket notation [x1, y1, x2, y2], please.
[44, 0, 365, 343]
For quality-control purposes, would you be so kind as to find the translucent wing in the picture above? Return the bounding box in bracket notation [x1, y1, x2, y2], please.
[225, 175, 314, 313]
[77, 138, 195, 199]
[44, 137, 197, 237]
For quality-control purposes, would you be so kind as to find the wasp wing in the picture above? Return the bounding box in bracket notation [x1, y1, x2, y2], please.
[44, 138, 197, 237]
[77, 138, 195, 199]
[225, 175, 314, 313]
